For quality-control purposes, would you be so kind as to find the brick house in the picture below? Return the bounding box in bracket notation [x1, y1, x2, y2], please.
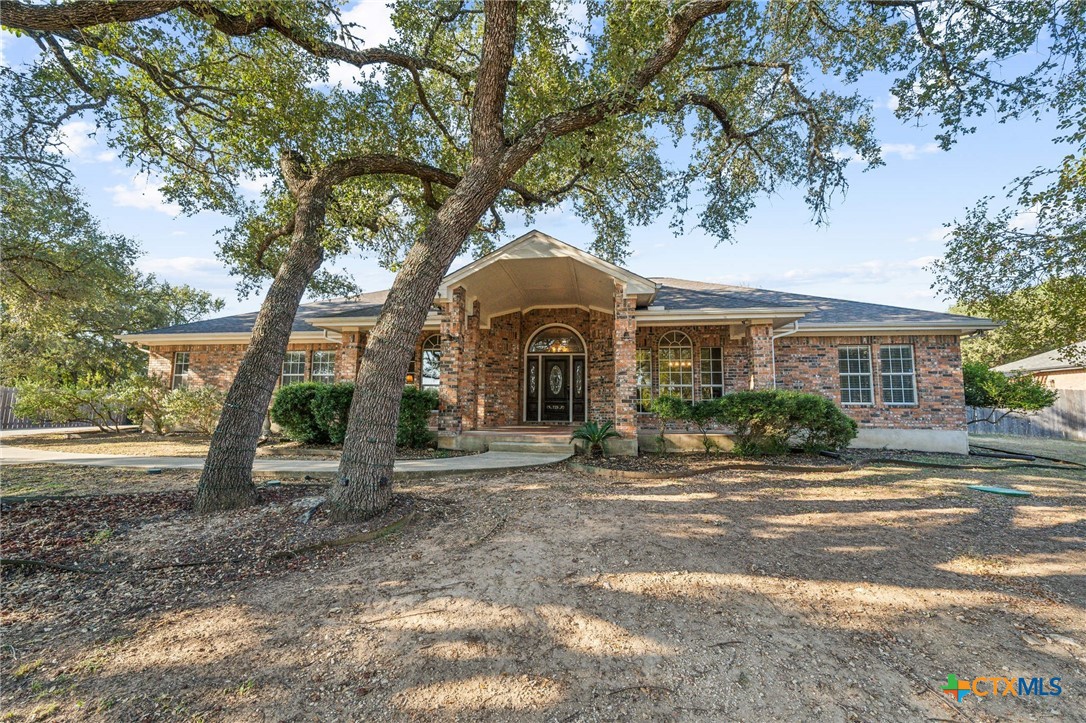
[123, 231, 997, 454]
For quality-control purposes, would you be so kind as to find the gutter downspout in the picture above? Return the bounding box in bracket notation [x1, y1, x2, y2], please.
[769, 322, 800, 389]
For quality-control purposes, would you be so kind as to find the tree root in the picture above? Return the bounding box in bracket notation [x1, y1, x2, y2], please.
[271, 507, 417, 560]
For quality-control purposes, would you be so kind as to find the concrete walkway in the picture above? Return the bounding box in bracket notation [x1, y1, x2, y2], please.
[0, 444, 570, 478]
[0, 425, 139, 439]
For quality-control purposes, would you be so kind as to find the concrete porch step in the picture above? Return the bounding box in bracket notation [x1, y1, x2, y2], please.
[487, 441, 577, 455]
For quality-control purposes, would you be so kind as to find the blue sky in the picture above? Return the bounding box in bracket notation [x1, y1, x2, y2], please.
[3, 3, 1068, 318]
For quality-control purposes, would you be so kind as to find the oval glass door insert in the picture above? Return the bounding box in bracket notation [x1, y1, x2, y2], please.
[549, 365, 563, 395]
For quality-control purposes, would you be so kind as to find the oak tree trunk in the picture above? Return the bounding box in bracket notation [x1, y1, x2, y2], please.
[193, 191, 328, 513]
[328, 161, 510, 519]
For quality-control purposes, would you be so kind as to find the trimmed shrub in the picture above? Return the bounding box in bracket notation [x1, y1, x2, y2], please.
[312, 383, 355, 444]
[397, 385, 439, 448]
[164, 386, 226, 434]
[649, 394, 722, 452]
[789, 392, 858, 453]
[714, 390, 856, 456]
[270, 382, 327, 443]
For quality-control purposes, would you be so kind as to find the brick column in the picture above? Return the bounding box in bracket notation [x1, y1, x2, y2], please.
[438, 287, 465, 440]
[335, 332, 366, 382]
[460, 299, 480, 431]
[613, 282, 638, 452]
[749, 323, 774, 390]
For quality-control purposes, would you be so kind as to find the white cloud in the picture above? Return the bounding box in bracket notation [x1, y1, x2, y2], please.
[95, 150, 117, 163]
[238, 173, 276, 195]
[316, 0, 397, 89]
[106, 173, 182, 216]
[1008, 203, 1041, 232]
[141, 256, 221, 276]
[904, 227, 948, 244]
[886, 93, 900, 112]
[880, 142, 941, 160]
[59, 120, 96, 157]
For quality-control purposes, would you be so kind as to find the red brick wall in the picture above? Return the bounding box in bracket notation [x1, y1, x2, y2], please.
[148, 342, 344, 391]
[774, 335, 965, 430]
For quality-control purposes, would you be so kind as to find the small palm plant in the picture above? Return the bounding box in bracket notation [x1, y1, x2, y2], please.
[571, 420, 621, 458]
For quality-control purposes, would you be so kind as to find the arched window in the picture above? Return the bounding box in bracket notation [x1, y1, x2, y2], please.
[421, 334, 441, 389]
[658, 330, 693, 400]
[527, 326, 585, 354]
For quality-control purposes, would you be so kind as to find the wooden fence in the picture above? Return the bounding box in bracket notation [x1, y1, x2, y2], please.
[0, 386, 93, 431]
[968, 388, 1086, 441]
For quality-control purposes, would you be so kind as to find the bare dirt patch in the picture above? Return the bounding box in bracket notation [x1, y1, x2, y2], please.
[583, 451, 841, 474]
[4, 431, 476, 461]
[2, 463, 1084, 721]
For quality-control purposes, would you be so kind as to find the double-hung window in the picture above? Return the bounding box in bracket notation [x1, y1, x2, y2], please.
[880, 345, 917, 405]
[281, 351, 307, 385]
[635, 349, 652, 412]
[700, 347, 724, 399]
[311, 351, 336, 384]
[172, 351, 190, 389]
[838, 346, 873, 405]
[658, 331, 694, 400]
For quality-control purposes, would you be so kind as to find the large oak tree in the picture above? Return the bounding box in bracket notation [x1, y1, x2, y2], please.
[5, 0, 1080, 518]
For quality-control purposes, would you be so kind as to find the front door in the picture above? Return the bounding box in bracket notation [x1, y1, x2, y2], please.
[542, 356, 570, 421]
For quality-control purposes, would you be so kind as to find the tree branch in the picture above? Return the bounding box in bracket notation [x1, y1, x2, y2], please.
[4, 0, 465, 80]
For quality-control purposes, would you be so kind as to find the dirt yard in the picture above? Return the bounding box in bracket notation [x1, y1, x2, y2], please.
[2, 460, 1084, 722]
[2, 432, 472, 460]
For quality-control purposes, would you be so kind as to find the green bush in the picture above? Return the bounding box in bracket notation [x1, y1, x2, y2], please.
[13, 376, 127, 432]
[164, 386, 226, 434]
[714, 390, 856, 456]
[272, 382, 438, 448]
[649, 394, 722, 452]
[116, 374, 171, 434]
[312, 383, 355, 444]
[270, 382, 328, 443]
[963, 361, 1057, 424]
[397, 385, 439, 448]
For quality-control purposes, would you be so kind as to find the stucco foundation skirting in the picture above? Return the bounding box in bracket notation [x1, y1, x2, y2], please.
[567, 459, 852, 480]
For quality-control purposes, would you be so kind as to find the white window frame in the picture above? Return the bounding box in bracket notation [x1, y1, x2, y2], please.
[838, 346, 873, 405]
[880, 345, 918, 406]
[658, 330, 694, 401]
[311, 350, 336, 384]
[281, 350, 307, 386]
[700, 346, 724, 399]
[172, 351, 190, 389]
[635, 349, 652, 412]
[421, 334, 441, 390]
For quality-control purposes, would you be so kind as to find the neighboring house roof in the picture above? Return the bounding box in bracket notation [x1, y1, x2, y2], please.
[992, 342, 1086, 374]
[121, 232, 997, 343]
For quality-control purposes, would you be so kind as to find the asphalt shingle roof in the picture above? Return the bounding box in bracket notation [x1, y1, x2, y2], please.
[650, 278, 989, 326]
[135, 278, 988, 335]
[137, 290, 388, 335]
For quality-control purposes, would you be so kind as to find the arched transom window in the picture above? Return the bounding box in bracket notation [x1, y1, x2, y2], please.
[421, 334, 441, 389]
[527, 326, 585, 354]
[658, 330, 693, 400]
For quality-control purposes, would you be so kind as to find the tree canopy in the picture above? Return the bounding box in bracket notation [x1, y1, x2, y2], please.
[932, 4, 1085, 365]
[0, 170, 222, 386]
